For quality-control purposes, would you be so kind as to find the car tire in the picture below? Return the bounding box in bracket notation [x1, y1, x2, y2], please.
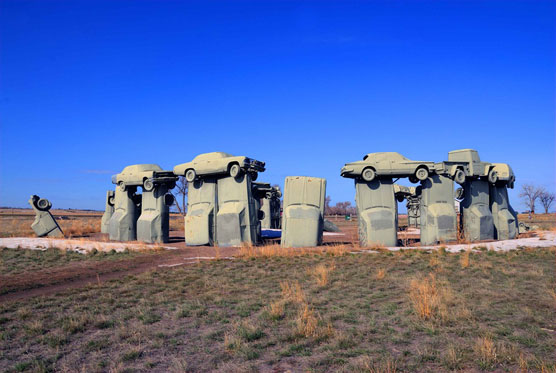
[455, 187, 464, 200]
[409, 176, 418, 184]
[118, 181, 126, 191]
[362, 167, 376, 182]
[488, 170, 498, 184]
[37, 198, 50, 211]
[454, 169, 466, 184]
[250, 171, 258, 181]
[396, 195, 405, 203]
[185, 169, 196, 183]
[108, 195, 115, 206]
[230, 163, 242, 178]
[143, 179, 154, 192]
[415, 167, 429, 181]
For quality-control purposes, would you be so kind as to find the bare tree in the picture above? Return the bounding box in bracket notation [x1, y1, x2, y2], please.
[324, 195, 332, 215]
[539, 189, 555, 214]
[172, 176, 188, 216]
[519, 184, 543, 214]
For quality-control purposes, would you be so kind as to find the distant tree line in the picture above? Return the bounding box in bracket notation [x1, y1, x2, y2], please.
[324, 196, 357, 216]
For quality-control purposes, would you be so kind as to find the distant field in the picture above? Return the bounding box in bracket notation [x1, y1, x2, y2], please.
[0, 246, 554, 372]
[2, 207, 553, 239]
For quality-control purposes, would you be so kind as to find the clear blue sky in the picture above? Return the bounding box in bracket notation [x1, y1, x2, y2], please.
[1, 0, 554, 211]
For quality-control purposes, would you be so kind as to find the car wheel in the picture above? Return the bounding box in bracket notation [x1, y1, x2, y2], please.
[455, 187, 464, 200]
[488, 170, 498, 184]
[250, 171, 258, 181]
[415, 167, 429, 181]
[396, 195, 405, 203]
[362, 167, 376, 182]
[118, 181, 126, 191]
[37, 198, 50, 211]
[409, 176, 418, 184]
[229, 163, 242, 178]
[454, 169, 466, 184]
[108, 195, 115, 206]
[143, 178, 154, 192]
[185, 169, 196, 182]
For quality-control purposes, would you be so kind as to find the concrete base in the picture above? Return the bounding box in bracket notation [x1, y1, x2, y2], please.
[420, 175, 457, 245]
[490, 184, 518, 240]
[460, 180, 494, 242]
[216, 174, 259, 247]
[108, 187, 139, 241]
[355, 178, 397, 247]
[137, 185, 171, 243]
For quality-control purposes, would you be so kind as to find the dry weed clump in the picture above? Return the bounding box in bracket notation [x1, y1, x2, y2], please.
[375, 268, 386, 280]
[267, 300, 285, 320]
[310, 263, 336, 286]
[460, 250, 471, 269]
[295, 303, 319, 337]
[274, 280, 333, 340]
[357, 356, 398, 373]
[280, 280, 306, 304]
[408, 273, 456, 322]
[474, 336, 497, 368]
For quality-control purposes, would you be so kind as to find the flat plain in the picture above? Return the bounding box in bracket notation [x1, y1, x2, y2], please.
[0, 209, 554, 372]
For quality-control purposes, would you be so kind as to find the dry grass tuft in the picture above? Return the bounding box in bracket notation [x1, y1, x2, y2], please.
[295, 303, 319, 338]
[375, 268, 386, 280]
[358, 356, 398, 373]
[474, 336, 497, 367]
[310, 263, 335, 286]
[408, 273, 455, 322]
[267, 300, 285, 320]
[460, 250, 471, 269]
[280, 280, 306, 304]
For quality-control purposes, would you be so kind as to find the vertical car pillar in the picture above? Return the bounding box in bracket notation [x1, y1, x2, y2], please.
[108, 185, 140, 241]
[407, 195, 421, 228]
[101, 190, 115, 234]
[419, 174, 457, 245]
[281, 176, 326, 248]
[137, 183, 175, 243]
[489, 184, 518, 240]
[460, 179, 494, 241]
[260, 197, 272, 229]
[355, 178, 398, 247]
[216, 173, 260, 247]
[28, 195, 64, 238]
[185, 178, 218, 246]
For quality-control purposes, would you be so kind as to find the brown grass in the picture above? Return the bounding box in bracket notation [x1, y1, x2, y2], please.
[375, 268, 386, 280]
[408, 273, 454, 322]
[310, 263, 335, 286]
[460, 250, 470, 269]
[358, 356, 398, 373]
[280, 280, 306, 304]
[62, 218, 100, 237]
[474, 336, 497, 367]
[238, 243, 350, 258]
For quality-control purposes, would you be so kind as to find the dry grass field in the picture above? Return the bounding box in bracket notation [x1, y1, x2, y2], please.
[0, 209, 555, 372]
[0, 246, 555, 372]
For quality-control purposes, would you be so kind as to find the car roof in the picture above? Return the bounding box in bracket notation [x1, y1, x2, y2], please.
[121, 164, 162, 173]
[193, 152, 234, 161]
[363, 152, 408, 161]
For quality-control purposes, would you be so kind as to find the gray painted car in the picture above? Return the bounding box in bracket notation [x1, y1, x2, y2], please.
[174, 152, 265, 182]
[341, 152, 435, 183]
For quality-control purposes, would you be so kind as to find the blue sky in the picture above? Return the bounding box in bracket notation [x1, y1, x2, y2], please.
[1, 0, 554, 211]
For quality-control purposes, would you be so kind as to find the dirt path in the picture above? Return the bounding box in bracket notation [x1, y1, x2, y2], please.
[0, 246, 239, 303]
